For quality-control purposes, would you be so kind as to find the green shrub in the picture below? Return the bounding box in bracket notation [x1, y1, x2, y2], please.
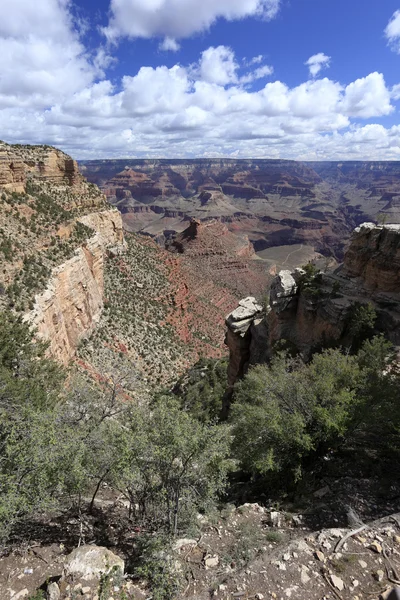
[230, 336, 399, 483]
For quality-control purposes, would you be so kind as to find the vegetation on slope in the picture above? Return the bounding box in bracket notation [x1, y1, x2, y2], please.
[2, 300, 400, 598]
[0, 180, 104, 311]
[77, 233, 192, 391]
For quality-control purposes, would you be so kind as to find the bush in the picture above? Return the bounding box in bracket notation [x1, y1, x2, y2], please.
[230, 336, 400, 483]
[113, 397, 232, 535]
[173, 357, 228, 422]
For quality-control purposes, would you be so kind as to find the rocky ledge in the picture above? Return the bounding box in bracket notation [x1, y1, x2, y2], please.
[225, 223, 400, 388]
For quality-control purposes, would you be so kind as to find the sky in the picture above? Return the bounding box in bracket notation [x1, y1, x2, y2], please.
[3, 0, 400, 160]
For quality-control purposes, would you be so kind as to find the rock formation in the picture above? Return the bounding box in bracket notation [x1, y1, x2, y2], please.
[0, 141, 125, 365]
[81, 158, 400, 262]
[25, 210, 125, 365]
[343, 222, 400, 292]
[225, 223, 400, 389]
[0, 142, 70, 190]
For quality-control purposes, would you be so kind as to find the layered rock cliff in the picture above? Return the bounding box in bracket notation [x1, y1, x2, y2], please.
[225, 223, 400, 390]
[81, 158, 400, 262]
[25, 210, 125, 364]
[0, 141, 126, 365]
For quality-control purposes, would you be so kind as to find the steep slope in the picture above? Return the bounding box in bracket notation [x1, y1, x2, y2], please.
[76, 219, 272, 393]
[0, 143, 272, 390]
[0, 142, 128, 364]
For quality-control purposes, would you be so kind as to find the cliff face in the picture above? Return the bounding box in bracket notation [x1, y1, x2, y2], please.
[25, 209, 125, 365]
[343, 222, 400, 292]
[225, 223, 400, 388]
[0, 141, 126, 365]
[0, 141, 105, 208]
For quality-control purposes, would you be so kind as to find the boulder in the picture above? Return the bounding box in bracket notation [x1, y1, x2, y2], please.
[63, 545, 124, 581]
[226, 297, 263, 336]
[47, 582, 61, 600]
[270, 270, 298, 313]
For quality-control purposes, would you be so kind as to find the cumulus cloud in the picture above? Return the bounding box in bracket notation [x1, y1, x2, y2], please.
[0, 0, 97, 110]
[340, 72, 393, 118]
[159, 37, 180, 52]
[385, 10, 400, 52]
[197, 46, 239, 85]
[305, 53, 331, 78]
[0, 2, 399, 162]
[103, 0, 280, 41]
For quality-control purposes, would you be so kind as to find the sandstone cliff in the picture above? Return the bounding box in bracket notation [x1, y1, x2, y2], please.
[0, 141, 105, 207]
[25, 210, 125, 364]
[0, 141, 126, 365]
[225, 223, 400, 390]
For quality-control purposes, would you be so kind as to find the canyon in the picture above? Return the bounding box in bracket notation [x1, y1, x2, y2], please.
[80, 158, 400, 263]
[0, 143, 270, 387]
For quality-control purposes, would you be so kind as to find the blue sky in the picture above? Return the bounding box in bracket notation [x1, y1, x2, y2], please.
[2, 0, 400, 159]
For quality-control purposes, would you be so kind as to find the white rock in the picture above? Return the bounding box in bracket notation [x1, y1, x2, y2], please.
[11, 590, 29, 600]
[173, 538, 198, 551]
[270, 271, 298, 313]
[63, 545, 124, 581]
[330, 574, 344, 591]
[47, 582, 61, 600]
[358, 560, 367, 568]
[204, 555, 219, 569]
[301, 570, 311, 585]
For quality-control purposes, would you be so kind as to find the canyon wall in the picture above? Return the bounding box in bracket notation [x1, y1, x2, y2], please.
[225, 223, 400, 390]
[0, 141, 105, 208]
[25, 209, 125, 365]
[80, 158, 400, 261]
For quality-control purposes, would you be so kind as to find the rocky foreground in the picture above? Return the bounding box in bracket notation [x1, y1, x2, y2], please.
[3, 500, 400, 600]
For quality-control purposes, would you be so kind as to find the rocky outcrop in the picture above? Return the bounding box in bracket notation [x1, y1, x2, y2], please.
[0, 154, 25, 192]
[343, 222, 400, 292]
[25, 210, 125, 364]
[222, 298, 263, 418]
[78, 209, 125, 248]
[0, 141, 105, 209]
[225, 223, 400, 390]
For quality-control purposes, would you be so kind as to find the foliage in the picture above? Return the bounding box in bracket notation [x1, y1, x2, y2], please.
[298, 263, 323, 298]
[0, 311, 66, 538]
[230, 336, 400, 483]
[173, 357, 228, 422]
[113, 397, 232, 535]
[346, 302, 377, 350]
[134, 534, 182, 600]
[27, 592, 45, 600]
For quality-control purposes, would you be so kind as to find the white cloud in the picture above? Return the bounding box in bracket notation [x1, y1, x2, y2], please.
[305, 53, 331, 78]
[248, 54, 264, 65]
[385, 10, 400, 52]
[197, 46, 239, 85]
[0, 4, 399, 162]
[0, 0, 96, 110]
[159, 37, 180, 52]
[340, 72, 393, 118]
[103, 0, 280, 41]
[240, 64, 274, 84]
